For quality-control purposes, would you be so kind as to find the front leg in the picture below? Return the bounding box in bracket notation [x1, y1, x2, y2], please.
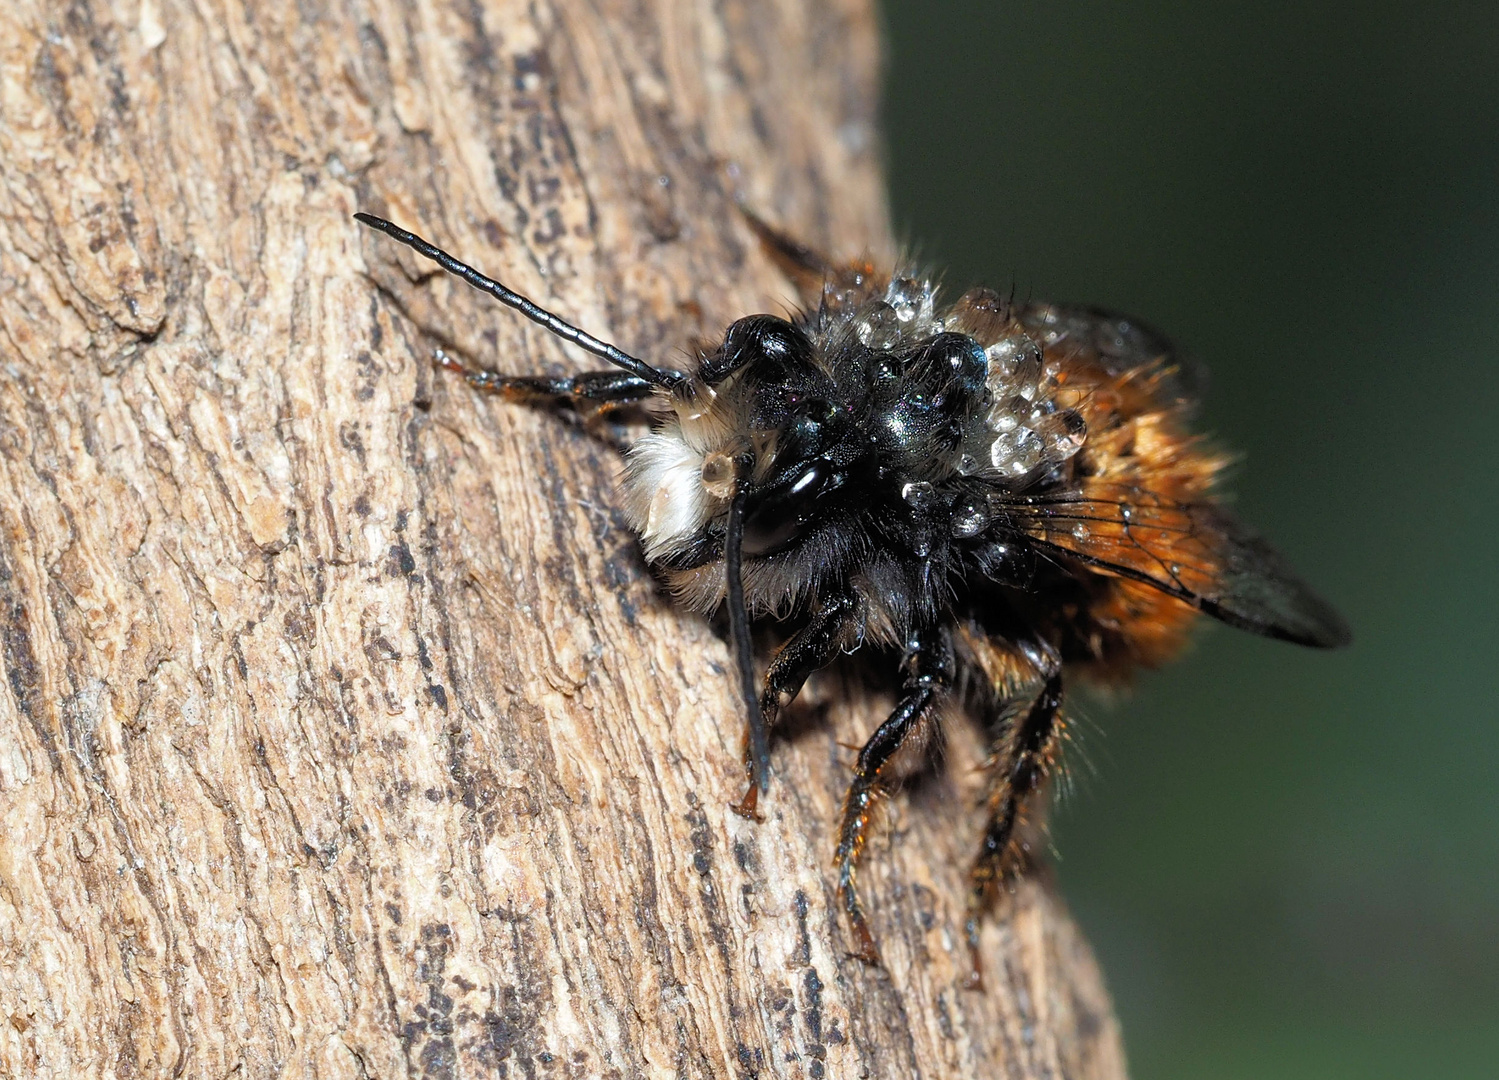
[834, 624, 954, 965]
[437, 350, 654, 412]
[730, 592, 857, 819]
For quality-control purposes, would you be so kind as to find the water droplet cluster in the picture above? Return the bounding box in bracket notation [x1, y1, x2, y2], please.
[982, 332, 1088, 478]
[855, 277, 940, 350]
[855, 302, 900, 349]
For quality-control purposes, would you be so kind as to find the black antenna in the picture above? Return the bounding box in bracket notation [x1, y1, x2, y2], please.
[353, 213, 680, 388]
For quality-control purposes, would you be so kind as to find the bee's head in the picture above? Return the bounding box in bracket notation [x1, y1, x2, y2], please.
[702, 315, 874, 557]
[697, 313, 812, 388]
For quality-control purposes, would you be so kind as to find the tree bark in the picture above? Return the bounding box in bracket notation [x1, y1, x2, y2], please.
[0, 1, 1127, 1076]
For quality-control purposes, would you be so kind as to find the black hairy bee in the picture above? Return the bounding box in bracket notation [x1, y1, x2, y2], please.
[354, 210, 1350, 974]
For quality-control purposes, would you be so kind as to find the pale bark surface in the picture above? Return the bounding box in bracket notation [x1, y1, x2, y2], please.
[0, 1, 1127, 1076]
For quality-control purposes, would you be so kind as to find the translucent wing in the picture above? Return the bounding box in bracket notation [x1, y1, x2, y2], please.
[1016, 302, 1205, 413]
[999, 482, 1351, 648]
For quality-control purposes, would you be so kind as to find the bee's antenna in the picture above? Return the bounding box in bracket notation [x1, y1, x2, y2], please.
[724, 478, 770, 793]
[354, 213, 681, 388]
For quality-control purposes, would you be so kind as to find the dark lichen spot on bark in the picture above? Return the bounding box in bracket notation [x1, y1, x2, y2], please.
[389, 541, 416, 577]
[686, 801, 713, 877]
[801, 966, 826, 1050]
[407, 923, 458, 1077]
[792, 890, 811, 966]
[339, 421, 367, 464]
[934, 990, 957, 1040]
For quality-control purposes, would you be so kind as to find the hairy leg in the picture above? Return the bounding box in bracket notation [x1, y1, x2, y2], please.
[730, 592, 857, 819]
[739, 206, 836, 286]
[834, 625, 953, 965]
[737, 206, 880, 313]
[965, 669, 1065, 988]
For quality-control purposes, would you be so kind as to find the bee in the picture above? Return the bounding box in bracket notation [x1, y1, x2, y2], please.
[354, 210, 1350, 976]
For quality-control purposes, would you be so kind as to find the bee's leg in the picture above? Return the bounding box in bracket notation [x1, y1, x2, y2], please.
[437, 350, 654, 412]
[738, 207, 878, 310]
[964, 671, 1064, 989]
[730, 593, 857, 820]
[739, 206, 836, 285]
[834, 625, 953, 965]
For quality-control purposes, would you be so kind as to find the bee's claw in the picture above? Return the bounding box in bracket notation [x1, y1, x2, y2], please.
[729, 782, 764, 822]
[847, 916, 883, 967]
[964, 915, 987, 990]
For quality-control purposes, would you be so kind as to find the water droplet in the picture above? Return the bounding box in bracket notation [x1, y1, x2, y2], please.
[887, 278, 927, 323]
[901, 480, 937, 509]
[1040, 409, 1087, 457]
[988, 407, 1019, 434]
[1028, 400, 1055, 423]
[984, 333, 1039, 384]
[1012, 349, 1042, 393]
[990, 430, 1019, 470]
[951, 498, 989, 538]
[1013, 430, 1043, 472]
[856, 301, 900, 349]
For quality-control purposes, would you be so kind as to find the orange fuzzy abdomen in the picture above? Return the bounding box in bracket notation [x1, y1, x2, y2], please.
[1056, 360, 1229, 678]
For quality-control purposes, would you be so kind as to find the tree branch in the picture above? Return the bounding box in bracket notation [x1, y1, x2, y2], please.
[0, 1, 1125, 1075]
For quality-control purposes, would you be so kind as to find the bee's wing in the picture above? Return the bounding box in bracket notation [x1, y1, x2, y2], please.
[1001, 483, 1351, 648]
[1017, 302, 1206, 414]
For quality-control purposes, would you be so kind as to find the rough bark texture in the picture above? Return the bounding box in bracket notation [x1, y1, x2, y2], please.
[0, 1, 1128, 1077]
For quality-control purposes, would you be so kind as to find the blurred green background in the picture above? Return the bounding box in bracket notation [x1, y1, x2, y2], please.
[878, 2, 1499, 1077]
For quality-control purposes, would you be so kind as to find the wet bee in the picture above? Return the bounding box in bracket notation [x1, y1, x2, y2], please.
[354, 210, 1350, 975]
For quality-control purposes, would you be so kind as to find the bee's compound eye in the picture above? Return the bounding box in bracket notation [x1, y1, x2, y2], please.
[741, 459, 839, 556]
[700, 315, 810, 385]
